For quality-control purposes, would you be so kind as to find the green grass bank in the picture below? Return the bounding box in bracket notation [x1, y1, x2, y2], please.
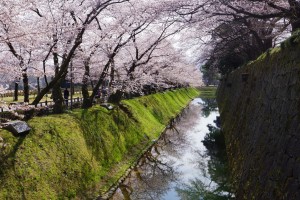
[0, 88, 199, 199]
[197, 86, 216, 99]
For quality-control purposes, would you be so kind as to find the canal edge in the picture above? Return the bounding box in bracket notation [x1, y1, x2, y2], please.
[96, 98, 195, 200]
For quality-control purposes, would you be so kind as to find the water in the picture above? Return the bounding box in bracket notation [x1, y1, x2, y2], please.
[110, 98, 231, 200]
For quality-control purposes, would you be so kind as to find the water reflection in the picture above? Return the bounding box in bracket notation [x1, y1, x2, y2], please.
[199, 98, 218, 118]
[110, 98, 232, 200]
[176, 124, 234, 200]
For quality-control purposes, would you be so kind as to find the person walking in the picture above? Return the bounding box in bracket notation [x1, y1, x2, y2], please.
[64, 88, 70, 107]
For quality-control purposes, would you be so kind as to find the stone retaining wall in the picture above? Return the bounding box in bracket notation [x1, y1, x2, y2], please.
[217, 38, 300, 199]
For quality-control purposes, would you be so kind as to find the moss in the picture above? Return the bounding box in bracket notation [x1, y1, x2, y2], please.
[280, 29, 300, 49]
[240, 30, 300, 71]
[269, 47, 281, 55]
[0, 88, 199, 199]
[217, 29, 300, 199]
[256, 51, 268, 61]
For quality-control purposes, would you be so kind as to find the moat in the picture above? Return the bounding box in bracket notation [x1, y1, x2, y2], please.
[110, 98, 233, 200]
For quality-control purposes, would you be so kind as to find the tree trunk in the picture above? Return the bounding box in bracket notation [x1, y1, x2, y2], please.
[31, 28, 85, 106]
[88, 55, 115, 107]
[14, 82, 18, 101]
[89, 63, 110, 105]
[51, 34, 64, 113]
[82, 82, 91, 108]
[81, 59, 92, 108]
[262, 38, 273, 51]
[22, 72, 29, 103]
[291, 20, 300, 32]
[37, 77, 41, 95]
[90, 79, 95, 90]
[83, 42, 123, 108]
[71, 83, 75, 95]
[109, 61, 115, 95]
[127, 62, 136, 80]
[289, 0, 300, 31]
[52, 81, 64, 113]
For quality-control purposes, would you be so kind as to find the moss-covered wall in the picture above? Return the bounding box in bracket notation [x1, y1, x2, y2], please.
[217, 33, 300, 200]
[0, 88, 199, 199]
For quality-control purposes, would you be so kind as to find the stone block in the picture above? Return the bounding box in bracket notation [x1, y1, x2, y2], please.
[283, 158, 295, 178]
[289, 72, 298, 85]
[2, 120, 31, 136]
[285, 179, 299, 200]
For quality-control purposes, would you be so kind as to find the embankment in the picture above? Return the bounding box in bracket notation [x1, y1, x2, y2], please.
[217, 32, 300, 199]
[0, 88, 199, 199]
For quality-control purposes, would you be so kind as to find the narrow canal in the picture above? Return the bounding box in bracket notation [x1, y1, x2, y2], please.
[110, 98, 233, 200]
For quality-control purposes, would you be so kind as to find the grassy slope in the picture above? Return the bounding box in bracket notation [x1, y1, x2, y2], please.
[198, 86, 217, 99]
[0, 88, 199, 199]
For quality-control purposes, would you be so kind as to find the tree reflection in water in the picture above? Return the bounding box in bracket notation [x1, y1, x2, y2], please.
[112, 148, 176, 199]
[200, 98, 218, 118]
[176, 123, 234, 200]
[111, 98, 233, 200]
[111, 105, 198, 200]
[111, 126, 184, 200]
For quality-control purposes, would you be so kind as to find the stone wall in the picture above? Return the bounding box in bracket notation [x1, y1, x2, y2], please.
[217, 36, 300, 199]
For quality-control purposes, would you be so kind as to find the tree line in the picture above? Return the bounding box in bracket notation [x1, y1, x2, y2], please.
[0, 0, 203, 113]
[1, 0, 299, 111]
[183, 0, 300, 85]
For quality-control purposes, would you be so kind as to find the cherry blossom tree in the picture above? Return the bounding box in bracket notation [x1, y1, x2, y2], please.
[75, 0, 199, 107]
[168, 0, 298, 76]
[215, 0, 300, 31]
[0, 1, 39, 102]
[0, 0, 204, 112]
[28, 0, 130, 109]
[74, 0, 157, 107]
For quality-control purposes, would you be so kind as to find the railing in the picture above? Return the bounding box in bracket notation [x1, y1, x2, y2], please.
[0, 87, 184, 113]
[0, 97, 85, 112]
[34, 97, 84, 108]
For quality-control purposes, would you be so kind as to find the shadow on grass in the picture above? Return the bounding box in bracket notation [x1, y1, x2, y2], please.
[0, 135, 27, 198]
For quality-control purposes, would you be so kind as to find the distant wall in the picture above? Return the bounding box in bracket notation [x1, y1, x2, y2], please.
[217, 35, 300, 199]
